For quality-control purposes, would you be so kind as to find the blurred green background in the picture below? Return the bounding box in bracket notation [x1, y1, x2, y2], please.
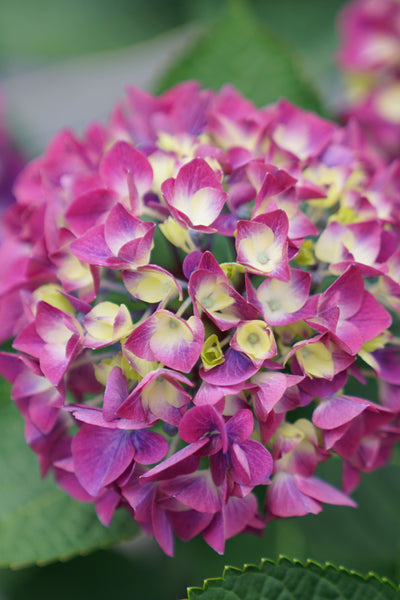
[3, 1, 398, 599]
[1, 0, 348, 155]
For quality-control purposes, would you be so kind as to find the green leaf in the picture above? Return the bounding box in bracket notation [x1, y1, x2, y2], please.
[187, 557, 400, 600]
[0, 380, 137, 568]
[156, 0, 322, 112]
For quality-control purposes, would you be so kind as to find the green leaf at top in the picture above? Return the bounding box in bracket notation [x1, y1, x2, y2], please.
[187, 557, 400, 600]
[0, 380, 138, 568]
[156, 0, 322, 112]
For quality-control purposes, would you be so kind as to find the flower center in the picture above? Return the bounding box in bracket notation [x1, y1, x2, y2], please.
[248, 332, 259, 345]
[258, 252, 269, 265]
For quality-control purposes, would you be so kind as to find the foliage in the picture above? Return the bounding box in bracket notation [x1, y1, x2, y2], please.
[0, 380, 137, 568]
[157, 0, 322, 111]
[186, 558, 400, 600]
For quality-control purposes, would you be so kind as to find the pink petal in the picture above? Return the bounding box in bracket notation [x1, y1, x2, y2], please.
[103, 367, 129, 421]
[267, 472, 322, 517]
[99, 140, 153, 198]
[313, 395, 368, 430]
[65, 188, 117, 235]
[294, 475, 357, 507]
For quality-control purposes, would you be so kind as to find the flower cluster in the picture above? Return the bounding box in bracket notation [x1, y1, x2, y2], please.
[0, 81, 399, 555]
[337, 0, 400, 160]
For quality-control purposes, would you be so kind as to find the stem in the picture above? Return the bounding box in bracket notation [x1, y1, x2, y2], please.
[70, 350, 116, 370]
[166, 433, 180, 458]
[101, 280, 128, 294]
[219, 334, 232, 348]
[176, 295, 192, 318]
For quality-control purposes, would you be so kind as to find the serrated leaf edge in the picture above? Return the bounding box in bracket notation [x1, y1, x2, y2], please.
[185, 556, 400, 599]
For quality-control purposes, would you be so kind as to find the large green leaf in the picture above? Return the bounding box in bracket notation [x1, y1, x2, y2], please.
[0, 380, 137, 568]
[187, 558, 400, 600]
[156, 0, 322, 112]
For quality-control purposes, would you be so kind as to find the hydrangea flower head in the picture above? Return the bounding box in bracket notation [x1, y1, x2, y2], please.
[1, 81, 399, 555]
[337, 0, 400, 160]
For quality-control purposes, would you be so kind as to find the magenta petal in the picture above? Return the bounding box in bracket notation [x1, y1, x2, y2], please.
[313, 395, 368, 429]
[100, 140, 153, 197]
[125, 311, 204, 373]
[170, 509, 213, 542]
[67, 404, 144, 430]
[70, 225, 111, 266]
[162, 158, 227, 228]
[141, 440, 205, 482]
[152, 501, 174, 556]
[149, 315, 204, 373]
[65, 188, 117, 235]
[226, 409, 254, 442]
[267, 472, 322, 517]
[179, 405, 226, 449]
[223, 494, 258, 540]
[294, 475, 357, 507]
[202, 511, 225, 554]
[231, 440, 273, 486]
[54, 468, 94, 502]
[200, 348, 259, 385]
[95, 488, 120, 526]
[161, 470, 222, 513]
[194, 381, 244, 406]
[209, 451, 227, 486]
[28, 395, 60, 434]
[250, 372, 288, 420]
[0, 351, 23, 382]
[13, 322, 44, 359]
[349, 291, 392, 345]
[103, 367, 129, 421]
[104, 203, 154, 258]
[131, 430, 168, 464]
[39, 345, 69, 386]
[72, 425, 135, 496]
[124, 314, 156, 362]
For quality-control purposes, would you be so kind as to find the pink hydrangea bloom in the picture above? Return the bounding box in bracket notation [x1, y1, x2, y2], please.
[337, 0, 400, 160]
[0, 81, 399, 555]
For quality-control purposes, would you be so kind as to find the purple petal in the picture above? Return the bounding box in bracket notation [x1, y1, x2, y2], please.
[170, 509, 213, 541]
[131, 430, 168, 464]
[200, 348, 259, 385]
[161, 470, 222, 513]
[179, 405, 227, 451]
[230, 440, 273, 486]
[95, 488, 120, 526]
[226, 409, 254, 442]
[72, 425, 135, 496]
[141, 441, 204, 482]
